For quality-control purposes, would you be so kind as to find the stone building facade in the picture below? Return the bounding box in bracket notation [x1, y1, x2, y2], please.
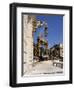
[49, 44, 63, 60]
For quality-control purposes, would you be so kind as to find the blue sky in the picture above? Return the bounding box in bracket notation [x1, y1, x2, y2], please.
[33, 15, 63, 48]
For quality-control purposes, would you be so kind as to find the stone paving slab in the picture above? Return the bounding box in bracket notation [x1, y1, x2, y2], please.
[23, 60, 63, 76]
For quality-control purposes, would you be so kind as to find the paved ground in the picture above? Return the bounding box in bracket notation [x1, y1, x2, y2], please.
[24, 60, 63, 76]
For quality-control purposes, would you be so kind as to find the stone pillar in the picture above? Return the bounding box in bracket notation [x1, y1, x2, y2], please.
[23, 15, 34, 74]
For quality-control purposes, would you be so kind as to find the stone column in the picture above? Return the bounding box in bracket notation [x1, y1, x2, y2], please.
[23, 15, 33, 74]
